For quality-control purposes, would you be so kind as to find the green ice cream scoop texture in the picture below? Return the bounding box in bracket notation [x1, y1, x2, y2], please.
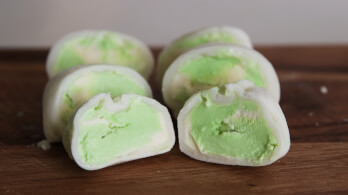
[190, 93, 277, 161]
[175, 50, 264, 101]
[77, 98, 162, 165]
[47, 31, 153, 78]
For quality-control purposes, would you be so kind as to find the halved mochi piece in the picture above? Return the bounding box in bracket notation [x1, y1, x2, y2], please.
[63, 93, 175, 170]
[162, 44, 280, 116]
[178, 80, 290, 166]
[156, 26, 252, 85]
[43, 64, 152, 142]
[46, 30, 154, 79]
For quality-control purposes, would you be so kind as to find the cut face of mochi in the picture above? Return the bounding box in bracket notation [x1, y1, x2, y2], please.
[162, 44, 280, 116]
[46, 30, 154, 79]
[43, 64, 152, 143]
[62, 93, 175, 170]
[178, 80, 290, 166]
[156, 26, 252, 85]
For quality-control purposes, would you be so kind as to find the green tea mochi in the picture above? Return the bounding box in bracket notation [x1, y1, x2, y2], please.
[162, 44, 280, 116]
[63, 93, 175, 170]
[156, 26, 252, 85]
[46, 30, 154, 79]
[178, 80, 290, 166]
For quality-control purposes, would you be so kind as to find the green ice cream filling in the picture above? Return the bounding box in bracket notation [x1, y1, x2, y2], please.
[158, 30, 245, 81]
[54, 32, 146, 75]
[190, 92, 277, 162]
[175, 50, 264, 102]
[78, 98, 162, 165]
[61, 71, 147, 124]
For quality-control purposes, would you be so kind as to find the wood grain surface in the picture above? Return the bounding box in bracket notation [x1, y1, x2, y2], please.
[0, 46, 347, 194]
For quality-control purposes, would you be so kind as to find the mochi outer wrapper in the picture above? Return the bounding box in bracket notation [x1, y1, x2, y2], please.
[156, 26, 253, 86]
[46, 30, 154, 79]
[63, 93, 176, 171]
[43, 64, 152, 143]
[162, 44, 280, 116]
[178, 80, 290, 166]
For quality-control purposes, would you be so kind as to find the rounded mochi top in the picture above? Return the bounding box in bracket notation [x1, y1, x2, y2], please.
[46, 30, 154, 79]
[156, 26, 253, 85]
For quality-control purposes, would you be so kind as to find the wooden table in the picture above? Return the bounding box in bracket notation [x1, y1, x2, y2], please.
[0, 46, 347, 194]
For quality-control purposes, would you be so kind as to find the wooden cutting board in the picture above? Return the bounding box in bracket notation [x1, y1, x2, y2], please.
[0, 46, 347, 194]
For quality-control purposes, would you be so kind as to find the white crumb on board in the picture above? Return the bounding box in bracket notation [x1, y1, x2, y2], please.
[37, 140, 51, 151]
[320, 86, 328, 94]
[308, 112, 314, 116]
[315, 122, 320, 127]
